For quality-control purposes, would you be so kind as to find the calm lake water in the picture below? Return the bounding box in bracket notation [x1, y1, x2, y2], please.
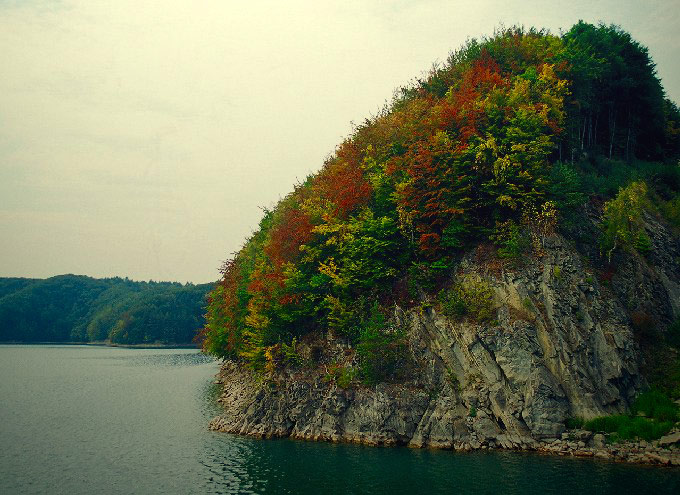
[1, 345, 680, 494]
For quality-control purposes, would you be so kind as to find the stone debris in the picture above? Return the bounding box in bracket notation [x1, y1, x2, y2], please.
[534, 434, 680, 466]
[658, 431, 680, 447]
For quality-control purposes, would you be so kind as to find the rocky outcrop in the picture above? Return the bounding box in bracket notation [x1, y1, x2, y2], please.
[210, 218, 679, 456]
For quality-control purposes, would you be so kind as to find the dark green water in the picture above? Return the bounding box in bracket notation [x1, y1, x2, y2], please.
[1, 346, 679, 494]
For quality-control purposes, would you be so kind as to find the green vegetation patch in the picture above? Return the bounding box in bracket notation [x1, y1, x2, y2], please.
[582, 390, 679, 442]
[631, 389, 679, 422]
[600, 181, 651, 261]
[565, 417, 585, 429]
[356, 304, 409, 385]
[438, 274, 495, 322]
[584, 416, 674, 442]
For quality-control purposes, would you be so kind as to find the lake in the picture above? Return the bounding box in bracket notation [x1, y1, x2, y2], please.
[1, 345, 679, 494]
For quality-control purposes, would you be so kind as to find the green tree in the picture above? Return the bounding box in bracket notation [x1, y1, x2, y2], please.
[600, 181, 650, 261]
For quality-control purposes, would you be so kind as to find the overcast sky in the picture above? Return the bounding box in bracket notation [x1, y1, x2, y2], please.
[1, 1, 678, 283]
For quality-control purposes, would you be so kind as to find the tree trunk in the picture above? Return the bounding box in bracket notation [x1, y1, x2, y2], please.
[581, 117, 586, 150]
[559, 141, 562, 162]
[625, 109, 633, 163]
[609, 106, 617, 159]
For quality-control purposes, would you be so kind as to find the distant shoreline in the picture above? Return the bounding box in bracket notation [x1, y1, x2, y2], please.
[0, 341, 200, 349]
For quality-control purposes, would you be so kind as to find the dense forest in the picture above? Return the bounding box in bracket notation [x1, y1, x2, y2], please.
[0, 275, 212, 345]
[200, 22, 680, 380]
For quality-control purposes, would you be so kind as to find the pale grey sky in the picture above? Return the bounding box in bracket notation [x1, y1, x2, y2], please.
[1, 0, 678, 283]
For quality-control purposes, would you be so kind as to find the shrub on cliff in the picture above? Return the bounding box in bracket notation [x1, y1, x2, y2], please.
[659, 194, 680, 229]
[583, 415, 674, 442]
[600, 181, 650, 261]
[438, 274, 495, 322]
[583, 390, 679, 442]
[631, 389, 679, 423]
[356, 303, 408, 385]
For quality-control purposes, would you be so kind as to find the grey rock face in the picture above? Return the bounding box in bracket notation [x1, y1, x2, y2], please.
[211, 219, 679, 450]
[591, 433, 606, 449]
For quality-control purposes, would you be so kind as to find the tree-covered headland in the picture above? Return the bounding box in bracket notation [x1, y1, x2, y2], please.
[200, 22, 680, 391]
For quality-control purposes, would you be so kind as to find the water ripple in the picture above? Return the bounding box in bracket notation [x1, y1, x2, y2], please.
[2, 346, 679, 495]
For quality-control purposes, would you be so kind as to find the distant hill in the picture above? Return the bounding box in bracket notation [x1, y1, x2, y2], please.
[0, 275, 213, 345]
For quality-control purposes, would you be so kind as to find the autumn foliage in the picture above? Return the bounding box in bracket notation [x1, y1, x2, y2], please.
[202, 24, 680, 365]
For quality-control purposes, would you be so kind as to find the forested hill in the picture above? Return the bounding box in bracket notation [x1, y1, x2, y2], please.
[200, 21, 680, 370]
[0, 275, 213, 345]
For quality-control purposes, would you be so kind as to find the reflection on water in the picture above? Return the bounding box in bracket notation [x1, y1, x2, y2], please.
[205, 437, 680, 495]
[102, 350, 215, 368]
[1, 345, 679, 495]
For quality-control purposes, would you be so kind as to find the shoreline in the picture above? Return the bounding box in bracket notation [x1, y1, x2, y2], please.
[211, 422, 680, 467]
[209, 362, 680, 468]
[211, 412, 680, 467]
[0, 341, 200, 349]
[533, 432, 680, 466]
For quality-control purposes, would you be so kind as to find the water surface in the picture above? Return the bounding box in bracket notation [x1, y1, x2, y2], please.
[1, 345, 679, 494]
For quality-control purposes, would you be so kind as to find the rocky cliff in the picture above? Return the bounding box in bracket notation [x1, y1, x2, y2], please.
[210, 215, 679, 451]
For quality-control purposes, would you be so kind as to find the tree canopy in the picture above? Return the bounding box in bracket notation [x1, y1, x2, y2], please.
[200, 23, 680, 366]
